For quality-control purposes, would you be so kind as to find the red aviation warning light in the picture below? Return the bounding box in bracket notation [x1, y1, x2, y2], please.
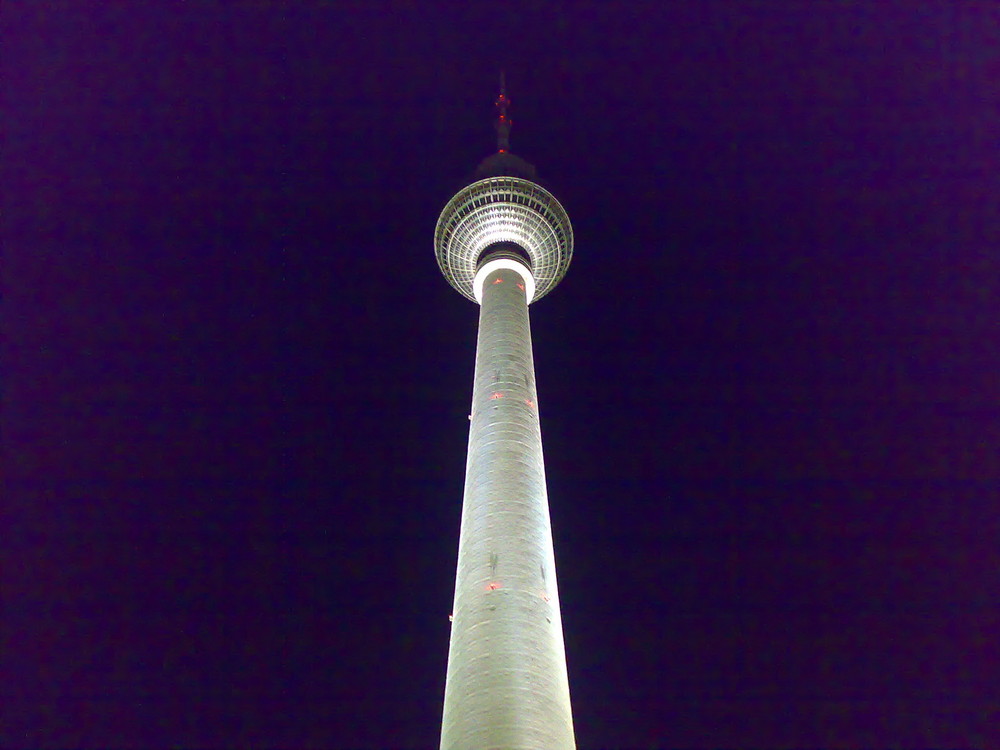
[495, 70, 512, 153]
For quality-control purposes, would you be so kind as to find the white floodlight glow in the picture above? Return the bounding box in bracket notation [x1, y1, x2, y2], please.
[473, 258, 535, 304]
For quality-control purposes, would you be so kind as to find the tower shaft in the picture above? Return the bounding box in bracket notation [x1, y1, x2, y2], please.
[440, 262, 575, 750]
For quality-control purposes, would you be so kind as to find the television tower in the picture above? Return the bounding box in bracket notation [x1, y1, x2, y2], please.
[435, 75, 576, 749]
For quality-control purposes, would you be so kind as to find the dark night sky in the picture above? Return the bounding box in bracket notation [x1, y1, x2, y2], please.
[6, 3, 1000, 748]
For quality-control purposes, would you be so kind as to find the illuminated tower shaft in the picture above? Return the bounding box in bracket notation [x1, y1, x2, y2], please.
[440, 253, 574, 749]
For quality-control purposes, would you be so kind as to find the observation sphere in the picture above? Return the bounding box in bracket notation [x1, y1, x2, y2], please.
[435, 176, 573, 304]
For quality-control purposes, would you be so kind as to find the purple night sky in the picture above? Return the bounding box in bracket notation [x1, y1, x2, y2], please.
[7, 3, 999, 747]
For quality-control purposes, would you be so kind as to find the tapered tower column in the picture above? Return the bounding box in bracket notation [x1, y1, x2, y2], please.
[435, 79, 576, 749]
[440, 253, 574, 750]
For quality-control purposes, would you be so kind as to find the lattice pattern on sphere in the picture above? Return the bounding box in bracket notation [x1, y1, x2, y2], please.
[435, 176, 573, 303]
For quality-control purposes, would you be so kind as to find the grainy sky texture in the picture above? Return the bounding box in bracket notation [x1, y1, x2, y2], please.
[7, 2, 999, 748]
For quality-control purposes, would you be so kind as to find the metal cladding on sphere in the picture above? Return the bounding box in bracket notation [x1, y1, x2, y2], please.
[434, 177, 573, 304]
[436, 77, 576, 750]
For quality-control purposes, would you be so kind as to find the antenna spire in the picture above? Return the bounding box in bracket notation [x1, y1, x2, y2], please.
[495, 70, 511, 153]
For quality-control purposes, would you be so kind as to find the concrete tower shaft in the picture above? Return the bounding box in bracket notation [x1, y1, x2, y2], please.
[440, 258, 575, 750]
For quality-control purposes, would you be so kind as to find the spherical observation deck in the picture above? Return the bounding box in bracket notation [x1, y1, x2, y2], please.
[435, 176, 573, 304]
